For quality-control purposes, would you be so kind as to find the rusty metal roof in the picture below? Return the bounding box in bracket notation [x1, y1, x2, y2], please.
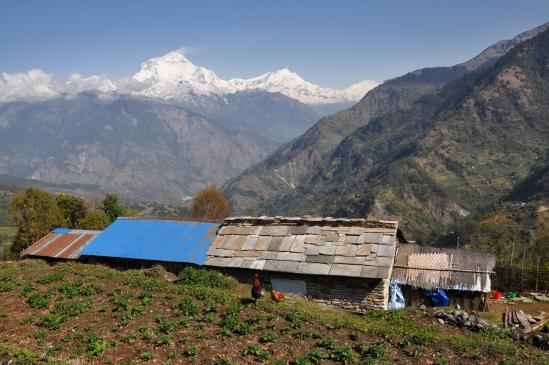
[20, 228, 101, 260]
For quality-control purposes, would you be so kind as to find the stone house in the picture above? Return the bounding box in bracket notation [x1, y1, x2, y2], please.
[204, 216, 405, 311]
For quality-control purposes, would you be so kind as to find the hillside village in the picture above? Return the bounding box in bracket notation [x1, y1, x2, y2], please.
[0, 5, 548, 364]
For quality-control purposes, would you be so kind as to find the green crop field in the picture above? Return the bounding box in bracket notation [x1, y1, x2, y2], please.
[0, 261, 546, 364]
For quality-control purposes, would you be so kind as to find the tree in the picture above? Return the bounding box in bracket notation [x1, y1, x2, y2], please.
[101, 193, 124, 223]
[191, 185, 230, 220]
[8, 188, 64, 254]
[79, 210, 111, 230]
[56, 193, 88, 228]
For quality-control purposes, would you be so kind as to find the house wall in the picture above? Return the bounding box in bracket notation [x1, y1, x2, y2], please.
[210, 267, 389, 312]
[401, 285, 486, 311]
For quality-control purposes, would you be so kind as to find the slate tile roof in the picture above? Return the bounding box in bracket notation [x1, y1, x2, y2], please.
[204, 216, 401, 279]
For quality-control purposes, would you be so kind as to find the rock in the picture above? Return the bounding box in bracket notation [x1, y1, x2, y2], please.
[535, 295, 549, 302]
[438, 318, 445, 325]
[456, 304, 461, 310]
[419, 304, 426, 310]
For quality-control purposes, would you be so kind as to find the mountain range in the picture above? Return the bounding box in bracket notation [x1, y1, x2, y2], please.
[0, 52, 379, 201]
[224, 22, 549, 241]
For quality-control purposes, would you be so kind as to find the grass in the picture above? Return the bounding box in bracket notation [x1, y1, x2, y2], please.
[0, 260, 547, 364]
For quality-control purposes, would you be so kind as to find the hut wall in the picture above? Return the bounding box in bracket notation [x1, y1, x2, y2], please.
[401, 285, 485, 311]
[211, 267, 389, 311]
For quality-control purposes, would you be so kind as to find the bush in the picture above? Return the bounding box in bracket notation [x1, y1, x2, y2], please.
[174, 297, 198, 316]
[242, 343, 270, 362]
[37, 272, 64, 284]
[185, 346, 197, 357]
[27, 293, 49, 309]
[259, 331, 278, 343]
[86, 334, 107, 358]
[175, 268, 235, 289]
[40, 313, 64, 330]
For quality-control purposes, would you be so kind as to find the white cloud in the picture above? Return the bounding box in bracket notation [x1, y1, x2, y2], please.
[64, 74, 117, 96]
[0, 69, 61, 103]
[0, 70, 120, 103]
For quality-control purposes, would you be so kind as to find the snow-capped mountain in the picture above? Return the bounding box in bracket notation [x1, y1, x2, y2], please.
[229, 68, 378, 104]
[130, 51, 236, 99]
[129, 50, 378, 105]
[0, 50, 377, 105]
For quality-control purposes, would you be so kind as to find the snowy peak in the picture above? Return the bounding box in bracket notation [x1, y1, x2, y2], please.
[230, 68, 378, 104]
[0, 50, 378, 105]
[131, 50, 378, 104]
[130, 50, 235, 99]
[342, 80, 380, 102]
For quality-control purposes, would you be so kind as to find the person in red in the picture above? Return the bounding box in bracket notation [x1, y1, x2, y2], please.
[252, 273, 262, 303]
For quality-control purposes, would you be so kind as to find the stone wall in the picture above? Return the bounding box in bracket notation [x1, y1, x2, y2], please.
[213, 267, 389, 312]
[307, 276, 388, 312]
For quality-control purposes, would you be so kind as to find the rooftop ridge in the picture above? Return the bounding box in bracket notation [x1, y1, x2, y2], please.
[224, 216, 398, 230]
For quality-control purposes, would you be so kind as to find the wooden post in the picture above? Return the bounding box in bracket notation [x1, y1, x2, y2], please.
[535, 256, 540, 292]
[520, 246, 526, 293]
[509, 241, 515, 291]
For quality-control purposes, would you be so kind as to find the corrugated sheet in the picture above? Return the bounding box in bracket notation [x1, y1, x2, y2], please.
[20, 229, 101, 260]
[80, 218, 218, 265]
[392, 244, 496, 292]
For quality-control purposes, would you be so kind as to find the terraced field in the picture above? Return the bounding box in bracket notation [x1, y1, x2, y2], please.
[0, 261, 546, 364]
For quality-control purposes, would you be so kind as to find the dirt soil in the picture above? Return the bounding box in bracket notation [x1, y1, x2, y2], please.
[0, 260, 547, 364]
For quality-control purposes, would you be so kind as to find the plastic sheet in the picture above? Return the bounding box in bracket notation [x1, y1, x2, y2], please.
[424, 288, 449, 307]
[388, 280, 405, 310]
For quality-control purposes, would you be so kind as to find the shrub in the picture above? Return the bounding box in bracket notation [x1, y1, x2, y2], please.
[259, 331, 278, 343]
[175, 267, 235, 289]
[214, 355, 235, 365]
[141, 351, 154, 361]
[361, 341, 386, 360]
[329, 345, 355, 364]
[185, 346, 198, 357]
[156, 334, 172, 346]
[110, 290, 132, 312]
[175, 297, 198, 316]
[87, 334, 107, 358]
[37, 272, 64, 284]
[242, 343, 270, 362]
[235, 322, 253, 335]
[27, 293, 50, 309]
[155, 316, 178, 334]
[40, 313, 64, 330]
[286, 311, 303, 329]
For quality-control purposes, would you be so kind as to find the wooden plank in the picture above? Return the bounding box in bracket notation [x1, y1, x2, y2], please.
[516, 310, 533, 333]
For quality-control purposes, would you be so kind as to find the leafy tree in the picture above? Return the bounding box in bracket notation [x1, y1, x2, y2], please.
[101, 193, 124, 223]
[8, 188, 64, 254]
[56, 193, 88, 228]
[79, 210, 111, 230]
[470, 211, 528, 265]
[191, 185, 229, 220]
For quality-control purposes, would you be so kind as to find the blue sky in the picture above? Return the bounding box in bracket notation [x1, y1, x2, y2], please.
[1, 0, 548, 88]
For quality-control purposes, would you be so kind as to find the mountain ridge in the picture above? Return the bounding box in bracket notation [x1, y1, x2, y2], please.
[243, 26, 549, 241]
[223, 21, 549, 216]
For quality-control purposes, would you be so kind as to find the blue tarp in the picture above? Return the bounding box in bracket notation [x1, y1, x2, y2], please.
[424, 288, 449, 307]
[388, 280, 405, 310]
[80, 218, 218, 265]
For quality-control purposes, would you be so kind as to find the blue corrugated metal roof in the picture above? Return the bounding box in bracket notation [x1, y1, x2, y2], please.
[80, 218, 219, 265]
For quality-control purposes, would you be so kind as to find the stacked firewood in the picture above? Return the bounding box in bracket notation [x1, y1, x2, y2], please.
[503, 308, 547, 334]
